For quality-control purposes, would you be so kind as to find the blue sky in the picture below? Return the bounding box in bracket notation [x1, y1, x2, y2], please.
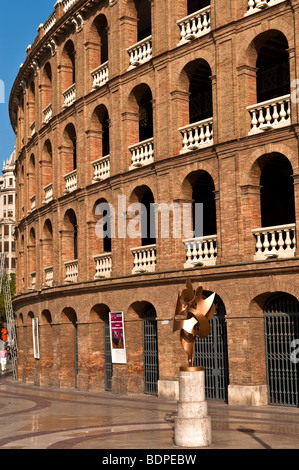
[0, 1, 54, 171]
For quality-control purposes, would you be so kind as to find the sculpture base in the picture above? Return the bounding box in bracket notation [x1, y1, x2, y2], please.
[180, 366, 204, 372]
[174, 369, 212, 448]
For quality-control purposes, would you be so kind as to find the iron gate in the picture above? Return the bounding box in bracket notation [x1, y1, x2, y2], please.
[104, 316, 113, 392]
[264, 294, 299, 407]
[194, 294, 229, 402]
[143, 305, 159, 395]
[75, 323, 78, 389]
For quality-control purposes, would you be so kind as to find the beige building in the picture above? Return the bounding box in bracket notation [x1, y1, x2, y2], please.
[9, 0, 299, 407]
[0, 150, 16, 274]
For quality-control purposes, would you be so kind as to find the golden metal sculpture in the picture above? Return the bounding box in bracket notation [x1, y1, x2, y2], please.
[173, 279, 216, 371]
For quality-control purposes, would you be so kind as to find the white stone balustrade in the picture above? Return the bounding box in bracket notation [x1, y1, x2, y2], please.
[64, 260, 78, 283]
[246, 0, 285, 15]
[129, 138, 154, 169]
[177, 6, 211, 44]
[43, 183, 53, 204]
[43, 12, 56, 34]
[93, 253, 112, 279]
[247, 95, 291, 135]
[30, 195, 36, 212]
[92, 155, 110, 182]
[43, 103, 53, 124]
[30, 272, 36, 290]
[64, 169, 77, 193]
[91, 62, 109, 89]
[62, 83, 76, 108]
[183, 235, 217, 268]
[252, 224, 296, 260]
[30, 121, 36, 137]
[44, 266, 53, 287]
[63, 0, 78, 12]
[127, 36, 152, 68]
[131, 244, 157, 274]
[179, 118, 213, 153]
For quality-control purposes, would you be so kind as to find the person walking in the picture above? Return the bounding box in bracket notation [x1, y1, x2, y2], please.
[0, 347, 8, 372]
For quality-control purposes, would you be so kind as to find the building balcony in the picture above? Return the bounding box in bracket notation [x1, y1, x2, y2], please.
[183, 235, 217, 268]
[92, 155, 110, 182]
[252, 224, 296, 260]
[43, 103, 53, 124]
[177, 6, 211, 45]
[44, 266, 53, 287]
[64, 169, 77, 194]
[43, 11, 56, 33]
[129, 138, 154, 170]
[30, 194, 36, 212]
[93, 253, 112, 279]
[29, 272, 36, 290]
[62, 83, 76, 108]
[127, 36, 152, 68]
[64, 260, 78, 283]
[247, 94, 290, 135]
[43, 183, 53, 204]
[179, 118, 213, 153]
[63, 0, 78, 13]
[91, 61, 109, 89]
[131, 244, 156, 274]
[246, 0, 285, 15]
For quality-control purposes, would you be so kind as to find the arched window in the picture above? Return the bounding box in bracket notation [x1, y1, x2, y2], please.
[189, 61, 212, 124]
[62, 40, 76, 91]
[136, 0, 151, 42]
[256, 33, 290, 103]
[188, 0, 210, 15]
[42, 62, 52, 111]
[63, 123, 77, 175]
[139, 88, 153, 142]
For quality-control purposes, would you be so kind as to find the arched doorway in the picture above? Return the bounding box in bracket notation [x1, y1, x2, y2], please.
[60, 308, 78, 389]
[142, 304, 159, 395]
[194, 293, 229, 402]
[264, 294, 299, 407]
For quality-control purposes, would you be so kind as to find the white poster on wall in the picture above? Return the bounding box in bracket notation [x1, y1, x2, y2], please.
[109, 312, 127, 364]
[32, 318, 40, 359]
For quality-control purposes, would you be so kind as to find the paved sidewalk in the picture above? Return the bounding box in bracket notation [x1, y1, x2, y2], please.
[0, 369, 299, 450]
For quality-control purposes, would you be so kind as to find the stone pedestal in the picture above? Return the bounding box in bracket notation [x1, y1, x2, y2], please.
[174, 368, 212, 448]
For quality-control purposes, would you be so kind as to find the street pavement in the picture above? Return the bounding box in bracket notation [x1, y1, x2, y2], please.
[0, 366, 299, 454]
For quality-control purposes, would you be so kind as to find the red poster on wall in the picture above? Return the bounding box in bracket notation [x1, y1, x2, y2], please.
[109, 312, 127, 364]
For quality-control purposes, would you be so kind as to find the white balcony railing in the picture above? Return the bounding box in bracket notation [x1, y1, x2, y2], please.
[64, 260, 78, 283]
[63, 0, 78, 12]
[127, 36, 152, 68]
[129, 138, 154, 169]
[43, 103, 53, 124]
[177, 6, 211, 44]
[246, 0, 285, 15]
[62, 83, 76, 108]
[64, 169, 77, 193]
[252, 224, 296, 260]
[131, 244, 156, 274]
[183, 235, 217, 268]
[43, 183, 53, 204]
[30, 272, 36, 290]
[91, 61, 109, 89]
[93, 253, 112, 279]
[30, 121, 36, 137]
[92, 155, 110, 182]
[43, 12, 56, 34]
[247, 94, 291, 135]
[30, 195, 36, 212]
[44, 266, 53, 287]
[179, 118, 213, 153]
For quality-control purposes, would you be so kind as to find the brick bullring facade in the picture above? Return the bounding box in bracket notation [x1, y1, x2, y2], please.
[9, 0, 299, 406]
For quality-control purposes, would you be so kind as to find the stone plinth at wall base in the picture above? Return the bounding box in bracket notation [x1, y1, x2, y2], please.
[158, 379, 179, 400]
[228, 384, 268, 406]
[174, 368, 212, 448]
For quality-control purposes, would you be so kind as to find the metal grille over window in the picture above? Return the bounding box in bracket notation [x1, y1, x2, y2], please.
[143, 305, 159, 395]
[264, 295, 299, 407]
[194, 293, 229, 402]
